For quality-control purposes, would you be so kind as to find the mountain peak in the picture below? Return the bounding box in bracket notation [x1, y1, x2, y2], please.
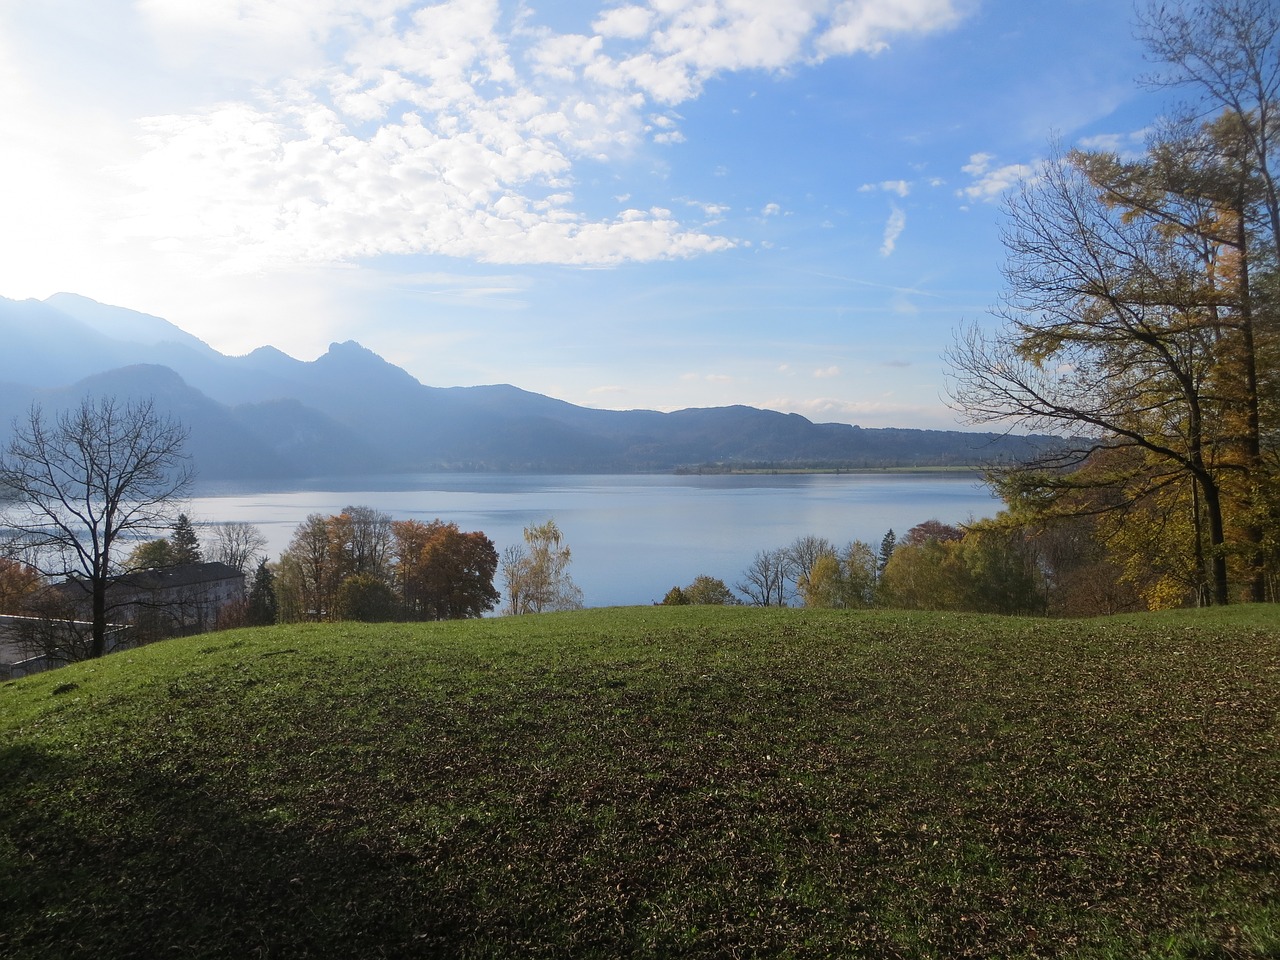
[315, 339, 423, 387]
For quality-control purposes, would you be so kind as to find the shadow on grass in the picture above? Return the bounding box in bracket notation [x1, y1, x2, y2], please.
[0, 743, 468, 960]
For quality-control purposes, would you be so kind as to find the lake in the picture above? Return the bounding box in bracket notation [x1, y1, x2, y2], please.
[187, 472, 1002, 608]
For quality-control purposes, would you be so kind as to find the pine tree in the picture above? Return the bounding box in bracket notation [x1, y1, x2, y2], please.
[170, 513, 202, 565]
[246, 560, 278, 626]
[877, 529, 897, 577]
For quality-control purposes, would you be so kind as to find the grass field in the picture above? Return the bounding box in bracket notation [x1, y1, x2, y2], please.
[1, 605, 1277, 958]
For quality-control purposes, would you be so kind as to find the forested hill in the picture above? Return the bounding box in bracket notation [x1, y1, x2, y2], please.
[0, 293, 1055, 479]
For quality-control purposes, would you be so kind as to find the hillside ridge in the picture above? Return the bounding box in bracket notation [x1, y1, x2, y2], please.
[0, 293, 1056, 478]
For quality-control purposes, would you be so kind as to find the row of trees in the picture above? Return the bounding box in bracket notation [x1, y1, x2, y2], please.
[676, 515, 1145, 617]
[699, 523, 1044, 616]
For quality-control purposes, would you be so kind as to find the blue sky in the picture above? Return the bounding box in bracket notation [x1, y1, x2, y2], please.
[0, 0, 1165, 428]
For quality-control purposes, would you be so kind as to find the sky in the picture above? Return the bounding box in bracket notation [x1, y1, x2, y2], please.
[0, 0, 1169, 429]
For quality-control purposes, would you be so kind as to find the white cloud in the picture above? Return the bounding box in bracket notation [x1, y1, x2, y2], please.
[957, 153, 1037, 202]
[817, 0, 964, 56]
[136, 0, 398, 79]
[762, 202, 782, 216]
[1077, 129, 1149, 159]
[593, 5, 654, 40]
[813, 365, 841, 379]
[860, 178, 910, 197]
[1, 0, 974, 279]
[879, 206, 906, 256]
[962, 152, 993, 176]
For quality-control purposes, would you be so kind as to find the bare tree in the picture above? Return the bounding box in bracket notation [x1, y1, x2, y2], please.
[0, 397, 192, 658]
[333, 505, 394, 580]
[736, 548, 791, 607]
[206, 521, 268, 576]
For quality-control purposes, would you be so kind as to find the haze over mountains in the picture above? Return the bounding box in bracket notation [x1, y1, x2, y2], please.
[0, 294, 1047, 480]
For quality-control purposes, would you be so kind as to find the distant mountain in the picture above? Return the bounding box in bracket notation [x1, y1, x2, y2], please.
[0, 293, 1058, 479]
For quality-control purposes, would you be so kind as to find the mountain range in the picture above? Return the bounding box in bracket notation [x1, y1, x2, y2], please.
[0, 293, 1051, 480]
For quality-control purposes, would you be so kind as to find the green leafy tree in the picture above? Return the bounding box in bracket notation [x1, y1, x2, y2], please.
[684, 575, 736, 605]
[661, 585, 690, 605]
[663, 575, 735, 606]
[125, 538, 175, 571]
[840, 540, 880, 608]
[958, 521, 1047, 616]
[333, 573, 398, 623]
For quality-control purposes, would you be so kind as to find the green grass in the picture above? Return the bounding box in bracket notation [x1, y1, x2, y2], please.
[2, 605, 1278, 958]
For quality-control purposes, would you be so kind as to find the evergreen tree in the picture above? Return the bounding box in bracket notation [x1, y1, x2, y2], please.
[170, 513, 202, 565]
[877, 530, 897, 577]
[246, 560, 278, 626]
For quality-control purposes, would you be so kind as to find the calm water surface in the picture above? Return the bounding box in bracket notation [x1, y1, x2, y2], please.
[188, 473, 1001, 608]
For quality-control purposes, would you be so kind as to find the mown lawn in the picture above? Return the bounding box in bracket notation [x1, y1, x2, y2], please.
[1, 605, 1277, 958]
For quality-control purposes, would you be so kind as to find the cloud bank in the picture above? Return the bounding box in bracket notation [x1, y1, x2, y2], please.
[108, 0, 965, 271]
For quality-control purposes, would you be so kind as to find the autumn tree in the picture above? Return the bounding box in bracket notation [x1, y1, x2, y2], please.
[947, 137, 1262, 606]
[785, 535, 835, 598]
[0, 397, 191, 658]
[277, 508, 500, 622]
[501, 519, 583, 614]
[330, 505, 394, 582]
[392, 519, 499, 620]
[275, 513, 338, 622]
[879, 540, 957, 611]
[0, 557, 42, 614]
[797, 551, 844, 608]
[949, 0, 1279, 606]
[796, 540, 878, 609]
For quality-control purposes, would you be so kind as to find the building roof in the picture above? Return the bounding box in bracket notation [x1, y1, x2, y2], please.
[115, 561, 245, 591]
[56, 561, 245, 598]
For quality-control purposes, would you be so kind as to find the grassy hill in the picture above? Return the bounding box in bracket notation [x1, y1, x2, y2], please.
[2, 606, 1277, 958]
